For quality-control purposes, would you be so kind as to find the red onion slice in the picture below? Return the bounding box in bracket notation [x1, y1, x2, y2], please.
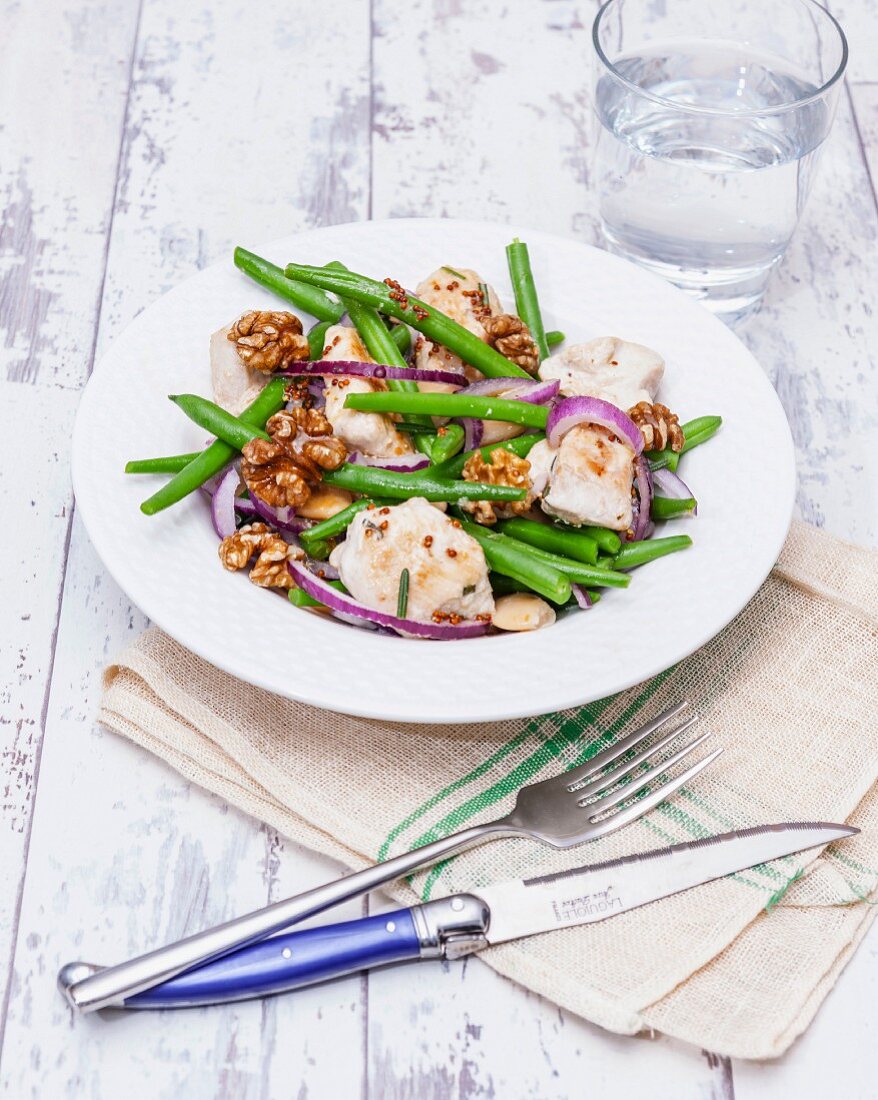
[571, 584, 595, 610]
[250, 494, 312, 534]
[348, 450, 431, 473]
[652, 467, 697, 514]
[305, 557, 340, 581]
[210, 466, 240, 539]
[630, 455, 653, 542]
[454, 417, 483, 452]
[465, 377, 559, 405]
[279, 360, 465, 387]
[287, 560, 490, 639]
[546, 396, 643, 454]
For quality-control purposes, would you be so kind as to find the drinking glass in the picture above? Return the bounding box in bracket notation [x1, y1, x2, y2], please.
[591, 0, 848, 322]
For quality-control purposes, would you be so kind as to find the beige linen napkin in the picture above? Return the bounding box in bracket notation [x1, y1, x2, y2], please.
[100, 520, 878, 1059]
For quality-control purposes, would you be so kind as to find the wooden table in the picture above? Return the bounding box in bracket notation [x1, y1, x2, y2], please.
[3, 2, 877, 1095]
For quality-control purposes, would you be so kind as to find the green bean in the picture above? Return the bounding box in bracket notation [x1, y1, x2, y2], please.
[428, 433, 542, 480]
[140, 378, 287, 516]
[395, 422, 436, 435]
[506, 238, 549, 361]
[489, 572, 533, 597]
[307, 315, 409, 359]
[307, 320, 332, 359]
[648, 416, 722, 471]
[327, 261, 435, 458]
[299, 497, 391, 545]
[613, 534, 693, 570]
[303, 538, 334, 561]
[545, 329, 565, 348]
[681, 415, 723, 451]
[169, 394, 270, 450]
[488, 572, 562, 605]
[323, 465, 526, 503]
[125, 453, 200, 475]
[390, 323, 411, 357]
[343, 390, 549, 429]
[430, 423, 465, 464]
[491, 536, 630, 588]
[651, 496, 697, 520]
[458, 520, 571, 604]
[283, 262, 530, 380]
[234, 247, 343, 322]
[558, 524, 623, 556]
[289, 580, 345, 609]
[495, 517, 598, 565]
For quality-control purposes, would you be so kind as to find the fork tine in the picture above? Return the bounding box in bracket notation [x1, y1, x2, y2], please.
[562, 700, 690, 789]
[585, 728, 713, 813]
[584, 746, 724, 840]
[573, 713, 700, 801]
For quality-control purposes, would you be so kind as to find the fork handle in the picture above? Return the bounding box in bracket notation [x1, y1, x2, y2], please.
[61, 818, 514, 1012]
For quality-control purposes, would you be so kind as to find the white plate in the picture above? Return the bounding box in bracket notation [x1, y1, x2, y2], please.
[73, 218, 795, 724]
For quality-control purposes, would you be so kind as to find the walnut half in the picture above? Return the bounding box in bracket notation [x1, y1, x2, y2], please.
[218, 522, 301, 589]
[628, 401, 685, 453]
[228, 310, 310, 374]
[482, 314, 541, 376]
[240, 434, 347, 509]
[461, 448, 533, 525]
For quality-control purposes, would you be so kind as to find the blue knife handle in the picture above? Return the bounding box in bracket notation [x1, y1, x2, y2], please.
[124, 908, 421, 1008]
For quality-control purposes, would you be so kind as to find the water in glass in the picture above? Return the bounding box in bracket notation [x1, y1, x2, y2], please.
[594, 43, 833, 320]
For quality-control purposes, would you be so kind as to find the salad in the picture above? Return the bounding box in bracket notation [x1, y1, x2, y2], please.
[127, 240, 720, 639]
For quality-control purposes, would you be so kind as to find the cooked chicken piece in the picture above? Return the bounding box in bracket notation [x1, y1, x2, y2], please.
[539, 337, 665, 411]
[329, 497, 495, 623]
[210, 324, 269, 414]
[416, 266, 503, 338]
[413, 266, 504, 390]
[528, 426, 635, 531]
[320, 325, 412, 458]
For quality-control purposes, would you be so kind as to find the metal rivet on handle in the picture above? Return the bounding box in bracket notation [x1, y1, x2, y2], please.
[385, 921, 396, 932]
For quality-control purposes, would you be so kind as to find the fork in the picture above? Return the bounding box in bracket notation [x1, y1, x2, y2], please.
[61, 700, 718, 1012]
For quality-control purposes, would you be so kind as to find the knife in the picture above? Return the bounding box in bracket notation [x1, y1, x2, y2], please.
[58, 822, 855, 1009]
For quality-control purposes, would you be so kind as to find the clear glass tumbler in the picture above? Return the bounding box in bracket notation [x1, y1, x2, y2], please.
[592, 0, 847, 322]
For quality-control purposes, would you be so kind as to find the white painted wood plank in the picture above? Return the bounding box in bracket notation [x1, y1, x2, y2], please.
[824, 1, 878, 84]
[738, 88, 878, 547]
[372, 0, 602, 243]
[0, 0, 141, 1012]
[2, 0, 372, 1095]
[850, 83, 878, 203]
[95, 0, 372, 352]
[367, 915, 733, 1100]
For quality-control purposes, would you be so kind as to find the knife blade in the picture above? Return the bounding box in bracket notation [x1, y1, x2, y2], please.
[62, 822, 855, 1009]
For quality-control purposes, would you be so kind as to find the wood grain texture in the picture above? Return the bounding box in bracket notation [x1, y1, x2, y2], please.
[2, 0, 878, 1095]
[0, 0, 142, 1030]
[738, 88, 878, 545]
[2, 0, 372, 1095]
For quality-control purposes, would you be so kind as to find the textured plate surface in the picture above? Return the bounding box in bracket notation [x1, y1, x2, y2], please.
[72, 219, 795, 723]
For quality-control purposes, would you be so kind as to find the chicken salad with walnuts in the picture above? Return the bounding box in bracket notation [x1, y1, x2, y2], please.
[129, 240, 720, 639]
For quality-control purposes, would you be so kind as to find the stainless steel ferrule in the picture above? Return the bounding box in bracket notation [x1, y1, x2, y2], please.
[410, 894, 491, 960]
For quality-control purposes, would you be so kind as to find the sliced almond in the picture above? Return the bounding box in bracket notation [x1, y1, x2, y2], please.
[492, 593, 556, 632]
[297, 486, 354, 521]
